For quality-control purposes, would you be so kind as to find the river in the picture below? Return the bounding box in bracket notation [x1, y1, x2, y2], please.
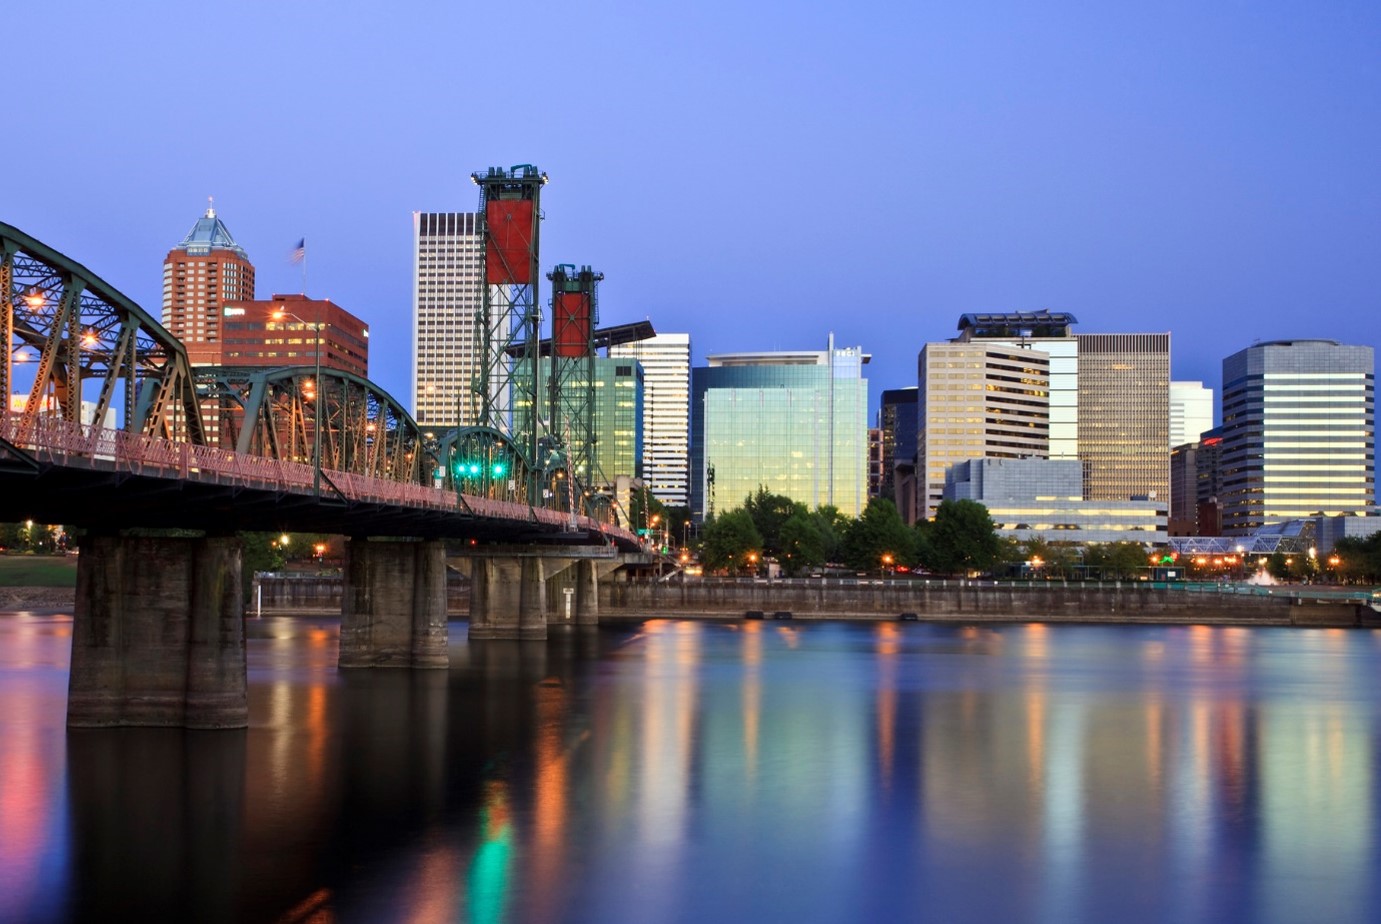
[1, 612, 1378, 923]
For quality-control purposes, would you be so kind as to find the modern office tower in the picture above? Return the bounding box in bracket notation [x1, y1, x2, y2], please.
[162, 204, 255, 355]
[916, 341, 1050, 521]
[196, 294, 369, 377]
[1169, 443, 1198, 535]
[1219, 340, 1375, 535]
[1196, 427, 1225, 535]
[867, 428, 884, 497]
[1076, 333, 1170, 503]
[1170, 380, 1214, 448]
[944, 458, 1166, 544]
[514, 355, 644, 487]
[954, 311, 1078, 459]
[609, 333, 690, 507]
[878, 387, 918, 501]
[690, 336, 868, 520]
[411, 211, 484, 429]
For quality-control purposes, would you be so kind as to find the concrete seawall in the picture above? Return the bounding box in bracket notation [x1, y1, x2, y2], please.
[601, 579, 1378, 628]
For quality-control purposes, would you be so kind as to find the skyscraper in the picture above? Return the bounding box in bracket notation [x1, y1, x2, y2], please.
[954, 311, 1079, 459]
[878, 387, 918, 502]
[1170, 380, 1214, 448]
[690, 337, 868, 520]
[162, 204, 255, 363]
[1076, 333, 1170, 502]
[411, 211, 484, 429]
[1219, 340, 1375, 535]
[916, 341, 1050, 521]
[609, 333, 690, 507]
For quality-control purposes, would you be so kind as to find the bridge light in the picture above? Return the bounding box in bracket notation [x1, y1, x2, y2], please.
[492, 461, 507, 477]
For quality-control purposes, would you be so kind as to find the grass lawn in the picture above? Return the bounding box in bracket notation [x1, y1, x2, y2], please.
[0, 554, 79, 586]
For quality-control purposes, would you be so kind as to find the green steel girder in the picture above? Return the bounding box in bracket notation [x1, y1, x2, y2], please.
[196, 365, 429, 484]
[1, 221, 205, 444]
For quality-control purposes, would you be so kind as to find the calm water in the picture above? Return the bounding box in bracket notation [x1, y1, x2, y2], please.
[2, 612, 1380, 923]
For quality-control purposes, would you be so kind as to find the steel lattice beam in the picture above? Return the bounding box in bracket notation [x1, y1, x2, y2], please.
[1, 221, 205, 445]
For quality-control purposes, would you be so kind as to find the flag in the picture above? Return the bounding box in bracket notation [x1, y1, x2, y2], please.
[290, 238, 306, 265]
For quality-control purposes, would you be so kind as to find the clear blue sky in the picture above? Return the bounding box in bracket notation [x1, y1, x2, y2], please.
[8, 1, 1380, 422]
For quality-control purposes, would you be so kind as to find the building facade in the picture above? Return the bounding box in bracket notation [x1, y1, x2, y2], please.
[411, 211, 485, 429]
[878, 387, 918, 502]
[954, 311, 1079, 459]
[514, 356, 643, 488]
[690, 338, 868, 520]
[1219, 340, 1375, 535]
[916, 341, 1050, 521]
[203, 294, 369, 377]
[1076, 333, 1170, 503]
[162, 205, 255, 361]
[1170, 380, 1213, 448]
[944, 457, 1167, 544]
[609, 333, 690, 507]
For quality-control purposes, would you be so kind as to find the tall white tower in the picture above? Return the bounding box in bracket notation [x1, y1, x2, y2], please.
[610, 333, 691, 507]
[411, 211, 485, 429]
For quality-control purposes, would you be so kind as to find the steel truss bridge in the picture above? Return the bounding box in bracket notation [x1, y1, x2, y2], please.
[0, 220, 639, 547]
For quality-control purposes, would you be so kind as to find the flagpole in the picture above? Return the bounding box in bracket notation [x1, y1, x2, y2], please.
[301, 237, 307, 294]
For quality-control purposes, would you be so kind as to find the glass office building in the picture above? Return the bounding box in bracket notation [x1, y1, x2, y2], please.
[513, 356, 644, 486]
[690, 338, 868, 520]
[1219, 340, 1375, 535]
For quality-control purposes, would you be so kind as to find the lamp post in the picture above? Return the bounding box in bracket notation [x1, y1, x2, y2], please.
[273, 306, 323, 497]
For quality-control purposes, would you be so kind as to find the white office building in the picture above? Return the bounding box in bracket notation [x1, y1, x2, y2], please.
[411, 211, 486, 429]
[1170, 380, 1214, 448]
[610, 333, 691, 506]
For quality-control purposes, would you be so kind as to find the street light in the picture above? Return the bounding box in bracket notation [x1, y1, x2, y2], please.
[273, 306, 323, 497]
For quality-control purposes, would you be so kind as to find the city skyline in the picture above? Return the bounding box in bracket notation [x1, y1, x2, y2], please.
[5, 3, 1377, 422]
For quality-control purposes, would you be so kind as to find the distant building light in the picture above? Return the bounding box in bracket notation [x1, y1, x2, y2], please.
[222, 307, 246, 316]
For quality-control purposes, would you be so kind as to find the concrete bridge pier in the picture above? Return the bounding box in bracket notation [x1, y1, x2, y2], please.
[339, 538, 448, 668]
[68, 533, 247, 729]
[469, 555, 550, 640]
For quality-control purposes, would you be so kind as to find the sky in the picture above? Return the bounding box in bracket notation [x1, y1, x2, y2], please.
[7, 1, 1380, 423]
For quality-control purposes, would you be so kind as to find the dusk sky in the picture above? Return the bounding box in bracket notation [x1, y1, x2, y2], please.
[8, 1, 1380, 421]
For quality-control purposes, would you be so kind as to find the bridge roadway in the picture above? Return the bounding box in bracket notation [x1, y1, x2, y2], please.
[0, 413, 652, 731]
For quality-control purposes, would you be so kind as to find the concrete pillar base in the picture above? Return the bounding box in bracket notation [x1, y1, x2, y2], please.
[469, 555, 549, 640]
[340, 538, 449, 668]
[68, 534, 247, 729]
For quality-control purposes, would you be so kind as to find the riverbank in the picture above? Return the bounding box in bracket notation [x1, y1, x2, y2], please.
[0, 587, 75, 610]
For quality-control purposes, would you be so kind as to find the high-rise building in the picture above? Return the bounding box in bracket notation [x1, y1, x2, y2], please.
[867, 427, 884, 498]
[916, 341, 1050, 521]
[878, 387, 918, 502]
[411, 211, 484, 429]
[1076, 333, 1170, 503]
[690, 337, 868, 520]
[162, 205, 255, 357]
[1219, 340, 1375, 535]
[513, 355, 644, 486]
[1169, 442, 1199, 535]
[954, 311, 1079, 459]
[609, 333, 690, 507]
[1170, 380, 1214, 448]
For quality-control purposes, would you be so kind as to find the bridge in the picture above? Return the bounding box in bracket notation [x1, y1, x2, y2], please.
[2, 214, 653, 731]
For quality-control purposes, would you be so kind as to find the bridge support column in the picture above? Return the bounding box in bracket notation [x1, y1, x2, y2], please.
[340, 538, 448, 668]
[68, 534, 246, 729]
[469, 555, 548, 640]
[574, 559, 599, 626]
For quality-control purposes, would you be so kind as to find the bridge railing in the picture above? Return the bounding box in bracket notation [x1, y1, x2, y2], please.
[0, 414, 640, 544]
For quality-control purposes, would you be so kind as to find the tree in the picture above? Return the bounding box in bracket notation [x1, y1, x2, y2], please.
[741, 488, 800, 558]
[1017, 538, 1078, 579]
[1084, 542, 1151, 580]
[923, 500, 1001, 575]
[778, 511, 827, 576]
[698, 510, 763, 575]
[810, 505, 848, 564]
[840, 498, 915, 572]
[239, 532, 287, 603]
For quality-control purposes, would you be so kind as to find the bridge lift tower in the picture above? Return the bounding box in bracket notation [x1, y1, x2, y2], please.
[546, 264, 602, 498]
[472, 165, 547, 504]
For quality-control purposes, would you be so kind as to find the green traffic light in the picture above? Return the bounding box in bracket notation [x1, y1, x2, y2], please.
[492, 461, 507, 477]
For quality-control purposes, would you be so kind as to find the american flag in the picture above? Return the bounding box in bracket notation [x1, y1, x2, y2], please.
[290, 238, 306, 264]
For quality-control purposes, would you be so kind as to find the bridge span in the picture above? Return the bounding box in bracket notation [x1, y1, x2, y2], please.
[3, 220, 657, 731]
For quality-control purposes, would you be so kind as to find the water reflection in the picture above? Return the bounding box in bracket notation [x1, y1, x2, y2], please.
[2, 614, 1380, 922]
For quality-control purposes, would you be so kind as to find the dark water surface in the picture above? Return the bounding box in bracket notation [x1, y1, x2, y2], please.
[2, 613, 1380, 923]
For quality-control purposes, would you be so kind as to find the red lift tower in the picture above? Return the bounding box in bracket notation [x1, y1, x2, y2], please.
[471, 164, 546, 504]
